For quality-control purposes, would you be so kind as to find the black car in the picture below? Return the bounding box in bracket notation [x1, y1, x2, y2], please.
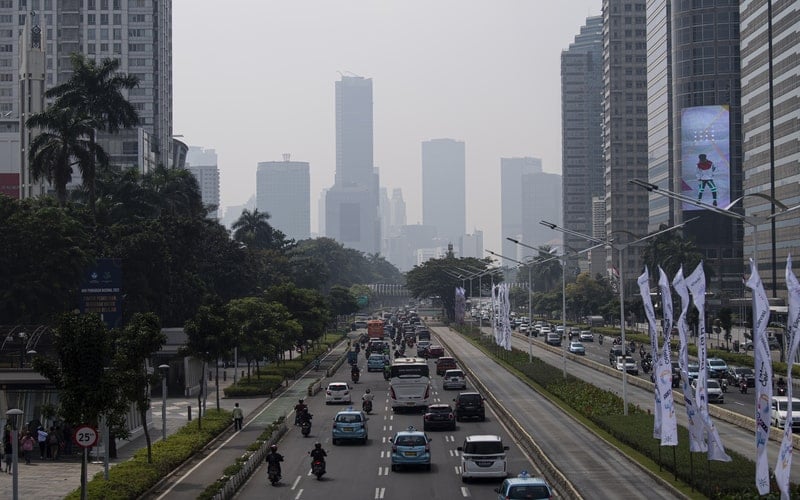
[423, 404, 456, 431]
[727, 366, 756, 388]
[453, 392, 485, 421]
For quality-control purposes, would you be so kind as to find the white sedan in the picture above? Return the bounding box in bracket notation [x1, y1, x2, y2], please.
[568, 341, 586, 355]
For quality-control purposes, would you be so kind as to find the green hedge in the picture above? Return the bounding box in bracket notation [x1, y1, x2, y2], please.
[65, 409, 232, 500]
[455, 325, 798, 499]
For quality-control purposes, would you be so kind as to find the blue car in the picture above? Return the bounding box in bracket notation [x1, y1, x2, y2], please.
[332, 408, 368, 445]
[367, 354, 386, 372]
[390, 426, 431, 471]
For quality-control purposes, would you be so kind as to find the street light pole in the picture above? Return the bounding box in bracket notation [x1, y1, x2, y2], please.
[159, 364, 169, 442]
[7, 408, 23, 500]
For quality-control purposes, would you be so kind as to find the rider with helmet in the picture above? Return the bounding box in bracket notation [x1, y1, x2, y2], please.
[362, 388, 374, 403]
[294, 399, 308, 425]
[265, 444, 284, 475]
[309, 442, 327, 463]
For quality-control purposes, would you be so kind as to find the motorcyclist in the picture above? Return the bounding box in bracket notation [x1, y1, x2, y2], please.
[598, 334, 604, 345]
[309, 442, 327, 470]
[265, 444, 284, 476]
[383, 360, 391, 380]
[362, 388, 374, 403]
[777, 377, 787, 394]
[294, 399, 308, 425]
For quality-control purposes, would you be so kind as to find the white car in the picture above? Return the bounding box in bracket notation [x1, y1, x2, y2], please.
[692, 378, 724, 404]
[568, 341, 586, 355]
[579, 331, 593, 342]
[325, 382, 352, 405]
[615, 356, 638, 375]
[442, 369, 467, 390]
[770, 396, 800, 430]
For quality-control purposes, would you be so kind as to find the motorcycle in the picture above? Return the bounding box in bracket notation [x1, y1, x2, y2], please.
[739, 380, 748, 394]
[311, 459, 325, 480]
[362, 399, 373, 414]
[267, 464, 281, 485]
[301, 418, 312, 437]
[641, 358, 652, 374]
[351, 370, 360, 383]
[777, 385, 787, 396]
[598, 334, 603, 345]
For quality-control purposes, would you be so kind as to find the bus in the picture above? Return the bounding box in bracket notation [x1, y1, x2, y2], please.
[389, 357, 431, 411]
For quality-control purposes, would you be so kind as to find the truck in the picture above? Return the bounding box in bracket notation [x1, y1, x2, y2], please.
[367, 319, 385, 339]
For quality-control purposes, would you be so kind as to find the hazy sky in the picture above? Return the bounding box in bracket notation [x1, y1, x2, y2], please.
[172, 0, 600, 255]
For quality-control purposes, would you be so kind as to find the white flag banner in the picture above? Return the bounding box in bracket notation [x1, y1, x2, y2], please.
[687, 262, 731, 462]
[491, 284, 500, 345]
[657, 267, 678, 446]
[673, 267, 705, 451]
[502, 283, 512, 350]
[638, 267, 662, 439]
[455, 287, 466, 324]
[775, 255, 800, 500]
[746, 258, 772, 493]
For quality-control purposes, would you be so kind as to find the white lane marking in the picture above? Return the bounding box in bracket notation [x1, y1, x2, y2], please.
[455, 466, 462, 474]
[375, 487, 386, 499]
[295, 490, 303, 500]
[389, 414, 394, 420]
[382, 436, 387, 443]
[291, 475, 302, 489]
[460, 486, 470, 497]
[388, 425, 392, 431]
[378, 466, 389, 476]
[383, 425, 387, 431]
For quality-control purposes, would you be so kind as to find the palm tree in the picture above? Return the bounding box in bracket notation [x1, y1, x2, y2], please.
[232, 209, 287, 250]
[26, 108, 107, 207]
[642, 227, 703, 277]
[46, 54, 139, 216]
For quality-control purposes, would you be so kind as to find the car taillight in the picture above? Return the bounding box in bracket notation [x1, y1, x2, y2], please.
[448, 413, 454, 419]
[424, 414, 430, 420]
[326, 391, 331, 395]
[425, 443, 430, 452]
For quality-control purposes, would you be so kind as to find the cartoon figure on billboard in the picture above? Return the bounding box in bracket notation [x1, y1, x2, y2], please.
[695, 154, 717, 206]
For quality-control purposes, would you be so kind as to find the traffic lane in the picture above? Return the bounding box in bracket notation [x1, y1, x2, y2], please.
[506, 329, 800, 482]
[236, 354, 538, 500]
[435, 327, 679, 499]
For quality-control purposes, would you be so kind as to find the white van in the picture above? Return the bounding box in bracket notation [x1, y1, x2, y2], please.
[770, 396, 800, 431]
[458, 434, 509, 481]
[545, 331, 561, 346]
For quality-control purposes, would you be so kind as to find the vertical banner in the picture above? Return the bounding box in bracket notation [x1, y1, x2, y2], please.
[775, 255, 799, 500]
[686, 262, 730, 462]
[638, 267, 662, 439]
[491, 284, 501, 346]
[746, 258, 772, 494]
[500, 283, 512, 350]
[657, 267, 677, 446]
[454, 287, 466, 324]
[673, 267, 706, 451]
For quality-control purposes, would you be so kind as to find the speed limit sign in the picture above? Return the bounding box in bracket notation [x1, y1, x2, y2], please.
[73, 425, 99, 448]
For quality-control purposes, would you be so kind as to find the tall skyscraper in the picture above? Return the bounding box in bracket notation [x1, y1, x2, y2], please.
[0, 3, 173, 200]
[422, 138, 466, 244]
[501, 157, 542, 260]
[561, 16, 604, 266]
[740, 0, 800, 298]
[257, 154, 310, 241]
[521, 171, 562, 250]
[602, 0, 650, 293]
[389, 188, 406, 230]
[646, 0, 744, 295]
[326, 75, 380, 254]
[186, 146, 220, 219]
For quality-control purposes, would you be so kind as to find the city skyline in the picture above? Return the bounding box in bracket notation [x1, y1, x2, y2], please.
[172, 0, 600, 256]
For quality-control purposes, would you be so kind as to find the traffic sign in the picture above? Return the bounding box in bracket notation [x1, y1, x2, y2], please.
[73, 425, 99, 448]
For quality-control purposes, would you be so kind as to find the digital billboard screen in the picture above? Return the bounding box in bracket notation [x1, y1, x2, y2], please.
[680, 105, 730, 211]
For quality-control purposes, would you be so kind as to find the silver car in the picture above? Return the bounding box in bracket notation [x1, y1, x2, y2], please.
[442, 369, 467, 390]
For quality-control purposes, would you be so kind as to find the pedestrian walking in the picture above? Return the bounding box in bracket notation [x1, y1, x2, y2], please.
[48, 426, 61, 460]
[20, 432, 35, 465]
[232, 403, 244, 431]
[36, 426, 47, 459]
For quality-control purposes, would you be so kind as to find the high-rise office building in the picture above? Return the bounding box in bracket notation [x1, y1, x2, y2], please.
[501, 157, 542, 260]
[740, 0, 800, 298]
[326, 75, 380, 254]
[0, 2, 173, 189]
[602, 0, 650, 293]
[521, 171, 562, 250]
[422, 138, 466, 244]
[389, 188, 406, 230]
[186, 146, 220, 219]
[646, 0, 744, 295]
[257, 154, 310, 241]
[562, 15, 604, 275]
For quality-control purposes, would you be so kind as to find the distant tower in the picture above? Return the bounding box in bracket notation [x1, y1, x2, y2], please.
[257, 153, 311, 241]
[501, 157, 542, 260]
[422, 138, 465, 244]
[16, 11, 47, 200]
[185, 146, 221, 219]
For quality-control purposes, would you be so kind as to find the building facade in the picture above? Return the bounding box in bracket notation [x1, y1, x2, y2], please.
[521, 171, 562, 250]
[422, 138, 465, 244]
[257, 155, 310, 241]
[602, 0, 650, 294]
[740, 0, 800, 298]
[326, 75, 380, 254]
[185, 146, 220, 219]
[501, 157, 542, 260]
[561, 15, 604, 262]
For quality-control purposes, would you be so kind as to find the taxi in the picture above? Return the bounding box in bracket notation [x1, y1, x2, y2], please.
[331, 407, 369, 445]
[494, 471, 553, 499]
[390, 426, 431, 471]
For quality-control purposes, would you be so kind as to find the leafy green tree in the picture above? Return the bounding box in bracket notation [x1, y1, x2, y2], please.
[328, 285, 359, 318]
[232, 208, 290, 251]
[184, 303, 235, 426]
[264, 284, 331, 350]
[110, 313, 166, 464]
[46, 53, 139, 216]
[0, 197, 95, 324]
[565, 272, 614, 321]
[141, 164, 206, 219]
[641, 226, 704, 278]
[26, 107, 106, 208]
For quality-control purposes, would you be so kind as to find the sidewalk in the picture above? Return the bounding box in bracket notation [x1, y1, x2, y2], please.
[0, 336, 351, 500]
